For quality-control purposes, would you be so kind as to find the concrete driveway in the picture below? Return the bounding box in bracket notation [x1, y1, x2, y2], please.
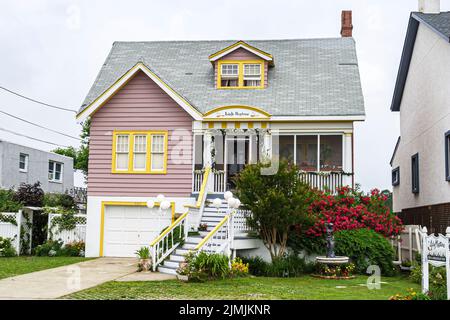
[0, 257, 137, 300]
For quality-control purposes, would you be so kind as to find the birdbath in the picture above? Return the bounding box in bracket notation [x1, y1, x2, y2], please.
[314, 223, 352, 279]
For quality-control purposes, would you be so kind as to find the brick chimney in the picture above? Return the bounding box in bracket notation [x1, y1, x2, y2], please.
[418, 0, 440, 14]
[340, 10, 353, 37]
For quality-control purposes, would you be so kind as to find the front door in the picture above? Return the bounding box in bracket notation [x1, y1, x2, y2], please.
[225, 135, 250, 190]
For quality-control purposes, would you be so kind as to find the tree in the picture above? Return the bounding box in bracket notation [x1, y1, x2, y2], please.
[234, 160, 314, 260]
[53, 118, 90, 176]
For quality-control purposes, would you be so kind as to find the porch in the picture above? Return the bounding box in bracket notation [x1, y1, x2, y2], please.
[191, 128, 354, 194]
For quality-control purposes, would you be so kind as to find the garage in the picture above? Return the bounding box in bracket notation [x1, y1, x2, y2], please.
[102, 204, 172, 257]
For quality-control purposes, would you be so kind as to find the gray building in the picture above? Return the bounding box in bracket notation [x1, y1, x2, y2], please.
[0, 140, 74, 193]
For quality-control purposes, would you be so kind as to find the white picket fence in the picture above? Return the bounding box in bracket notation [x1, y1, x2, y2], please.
[47, 213, 87, 244]
[0, 210, 33, 255]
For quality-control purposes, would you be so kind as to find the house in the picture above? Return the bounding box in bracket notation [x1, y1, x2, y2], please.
[390, 0, 450, 233]
[77, 10, 365, 270]
[0, 139, 74, 193]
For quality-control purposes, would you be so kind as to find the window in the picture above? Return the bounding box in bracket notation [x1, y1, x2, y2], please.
[220, 64, 238, 87]
[392, 167, 400, 186]
[48, 161, 63, 182]
[151, 135, 165, 171]
[272, 134, 343, 172]
[112, 131, 168, 174]
[243, 64, 261, 87]
[217, 60, 264, 89]
[411, 153, 419, 193]
[19, 153, 28, 172]
[446, 131, 450, 181]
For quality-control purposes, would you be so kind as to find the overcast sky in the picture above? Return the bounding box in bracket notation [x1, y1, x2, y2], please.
[1, 0, 449, 189]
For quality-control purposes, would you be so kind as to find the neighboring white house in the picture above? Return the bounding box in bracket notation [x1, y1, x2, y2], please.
[0, 139, 74, 193]
[390, 0, 450, 233]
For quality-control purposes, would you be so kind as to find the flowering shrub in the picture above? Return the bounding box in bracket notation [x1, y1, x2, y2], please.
[389, 288, 430, 300]
[315, 262, 355, 278]
[305, 187, 403, 238]
[0, 237, 17, 257]
[231, 257, 249, 277]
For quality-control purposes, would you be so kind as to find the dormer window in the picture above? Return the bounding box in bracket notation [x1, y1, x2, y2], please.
[220, 64, 239, 87]
[243, 64, 261, 87]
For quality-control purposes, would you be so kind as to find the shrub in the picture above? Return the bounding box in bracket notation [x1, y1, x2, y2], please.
[13, 182, 44, 207]
[43, 193, 76, 210]
[390, 288, 431, 300]
[230, 257, 249, 277]
[0, 189, 23, 212]
[334, 228, 396, 276]
[410, 262, 447, 300]
[241, 254, 314, 277]
[34, 239, 64, 257]
[61, 241, 85, 257]
[315, 262, 355, 278]
[181, 251, 230, 281]
[0, 237, 17, 257]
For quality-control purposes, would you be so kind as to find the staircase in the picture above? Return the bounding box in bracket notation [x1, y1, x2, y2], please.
[158, 200, 229, 275]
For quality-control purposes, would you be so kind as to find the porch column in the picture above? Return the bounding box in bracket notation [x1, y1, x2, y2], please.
[261, 129, 272, 161]
[343, 132, 353, 187]
[203, 131, 213, 167]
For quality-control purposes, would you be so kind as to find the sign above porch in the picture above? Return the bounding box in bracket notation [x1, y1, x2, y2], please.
[203, 105, 271, 121]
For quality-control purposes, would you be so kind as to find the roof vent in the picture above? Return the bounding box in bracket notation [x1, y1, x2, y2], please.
[418, 0, 440, 14]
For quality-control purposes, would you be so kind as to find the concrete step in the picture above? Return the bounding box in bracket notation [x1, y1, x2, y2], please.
[201, 216, 225, 223]
[182, 243, 198, 250]
[170, 254, 186, 262]
[158, 266, 177, 275]
[175, 248, 192, 256]
[185, 236, 203, 244]
[164, 260, 181, 269]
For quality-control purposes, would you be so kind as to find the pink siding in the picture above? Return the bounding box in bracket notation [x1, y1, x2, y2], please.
[214, 48, 268, 88]
[88, 71, 193, 197]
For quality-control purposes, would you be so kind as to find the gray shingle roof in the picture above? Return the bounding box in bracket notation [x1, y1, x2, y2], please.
[413, 11, 450, 41]
[80, 38, 365, 117]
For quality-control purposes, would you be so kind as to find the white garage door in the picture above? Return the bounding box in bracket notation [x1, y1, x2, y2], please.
[103, 205, 171, 257]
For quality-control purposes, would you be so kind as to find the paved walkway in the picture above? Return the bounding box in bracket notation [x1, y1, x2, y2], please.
[0, 257, 137, 300]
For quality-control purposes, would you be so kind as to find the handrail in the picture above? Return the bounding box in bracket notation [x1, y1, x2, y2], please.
[185, 167, 211, 209]
[149, 211, 188, 247]
[195, 214, 230, 250]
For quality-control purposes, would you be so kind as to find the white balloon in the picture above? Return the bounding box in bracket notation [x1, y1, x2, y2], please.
[224, 191, 233, 200]
[146, 200, 155, 209]
[233, 199, 241, 209]
[212, 198, 222, 208]
[160, 200, 171, 210]
[156, 194, 165, 202]
[227, 197, 236, 207]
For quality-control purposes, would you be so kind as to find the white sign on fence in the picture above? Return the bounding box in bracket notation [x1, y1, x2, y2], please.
[421, 227, 450, 300]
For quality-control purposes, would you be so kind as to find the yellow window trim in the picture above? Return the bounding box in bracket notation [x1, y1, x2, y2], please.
[217, 60, 265, 90]
[99, 201, 176, 257]
[111, 130, 168, 174]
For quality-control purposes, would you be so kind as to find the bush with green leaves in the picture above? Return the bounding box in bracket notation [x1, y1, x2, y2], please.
[0, 189, 23, 212]
[0, 237, 17, 257]
[410, 258, 447, 300]
[334, 228, 396, 276]
[61, 241, 85, 257]
[43, 193, 76, 210]
[234, 160, 315, 260]
[34, 240, 85, 257]
[13, 182, 44, 207]
[241, 254, 314, 277]
[181, 251, 230, 281]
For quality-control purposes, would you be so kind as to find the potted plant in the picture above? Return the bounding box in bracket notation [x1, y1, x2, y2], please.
[198, 223, 208, 232]
[135, 247, 152, 272]
[176, 261, 190, 281]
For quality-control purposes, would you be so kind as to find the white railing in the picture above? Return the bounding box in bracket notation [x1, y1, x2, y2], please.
[193, 170, 204, 193]
[233, 209, 252, 234]
[150, 211, 189, 271]
[299, 171, 353, 193]
[47, 213, 87, 244]
[213, 170, 225, 193]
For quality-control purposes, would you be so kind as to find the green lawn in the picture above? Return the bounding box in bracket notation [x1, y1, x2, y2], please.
[65, 275, 419, 300]
[0, 256, 92, 280]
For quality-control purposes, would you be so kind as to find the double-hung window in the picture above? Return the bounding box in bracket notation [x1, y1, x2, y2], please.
[48, 161, 63, 182]
[19, 153, 29, 172]
[220, 64, 239, 87]
[243, 64, 261, 87]
[112, 131, 167, 174]
[392, 167, 400, 186]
